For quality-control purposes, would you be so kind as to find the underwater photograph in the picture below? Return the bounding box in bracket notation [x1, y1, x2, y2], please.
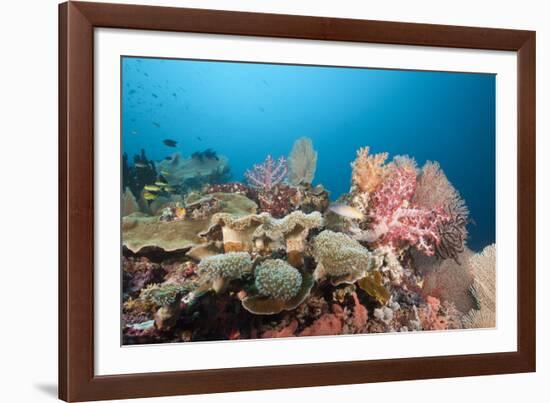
[121, 56, 496, 345]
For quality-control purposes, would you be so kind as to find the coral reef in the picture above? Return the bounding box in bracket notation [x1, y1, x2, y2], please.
[288, 137, 317, 185]
[121, 141, 496, 344]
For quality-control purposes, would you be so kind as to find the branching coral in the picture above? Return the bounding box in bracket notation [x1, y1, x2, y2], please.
[413, 161, 469, 262]
[312, 230, 376, 285]
[463, 244, 496, 328]
[245, 155, 288, 191]
[288, 137, 318, 185]
[358, 165, 451, 256]
[350, 146, 388, 194]
[254, 259, 303, 301]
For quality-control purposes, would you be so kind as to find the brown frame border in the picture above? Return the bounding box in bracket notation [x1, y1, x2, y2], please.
[59, 1, 536, 401]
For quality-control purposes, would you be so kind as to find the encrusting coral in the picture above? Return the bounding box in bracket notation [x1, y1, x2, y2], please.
[288, 137, 318, 185]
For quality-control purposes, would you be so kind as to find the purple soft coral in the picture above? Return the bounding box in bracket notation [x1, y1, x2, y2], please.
[245, 155, 288, 191]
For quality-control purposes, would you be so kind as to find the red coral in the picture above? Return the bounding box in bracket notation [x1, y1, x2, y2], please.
[366, 166, 451, 255]
[261, 320, 298, 338]
[351, 292, 368, 331]
[299, 313, 343, 336]
[256, 184, 299, 218]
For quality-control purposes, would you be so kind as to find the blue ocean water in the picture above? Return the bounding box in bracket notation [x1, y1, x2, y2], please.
[121, 57, 495, 251]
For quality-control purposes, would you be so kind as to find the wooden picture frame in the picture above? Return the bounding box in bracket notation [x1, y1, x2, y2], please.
[59, 1, 536, 401]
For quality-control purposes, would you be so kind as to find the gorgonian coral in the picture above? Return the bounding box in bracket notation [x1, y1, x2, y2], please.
[312, 230, 375, 284]
[463, 244, 496, 328]
[413, 161, 469, 262]
[288, 137, 317, 185]
[245, 155, 288, 191]
[359, 164, 451, 256]
[254, 259, 303, 301]
[350, 146, 388, 194]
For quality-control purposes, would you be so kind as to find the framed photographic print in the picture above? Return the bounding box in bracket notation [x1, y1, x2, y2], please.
[59, 1, 536, 401]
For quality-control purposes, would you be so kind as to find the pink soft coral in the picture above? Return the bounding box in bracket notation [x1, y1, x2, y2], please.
[245, 155, 288, 191]
[362, 165, 450, 255]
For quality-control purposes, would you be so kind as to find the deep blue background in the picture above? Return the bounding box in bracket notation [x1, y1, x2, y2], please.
[121, 57, 496, 251]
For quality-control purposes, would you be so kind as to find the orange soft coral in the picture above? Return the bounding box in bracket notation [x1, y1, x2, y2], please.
[350, 146, 388, 194]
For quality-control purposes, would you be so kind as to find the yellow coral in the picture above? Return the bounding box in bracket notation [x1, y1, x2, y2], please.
[350, 146, 388, 194]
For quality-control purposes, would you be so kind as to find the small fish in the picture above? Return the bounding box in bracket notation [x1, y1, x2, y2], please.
[160, 170, 171, 176]
[128, 320, 155, 331]
[131, 130, 138, 135]
[164, 186, 176, 193]
[134, 162, 148, 168]
[175, 207, 187, 220]
[164, 156, 173, 161]
[328, 204, 365, 220]
[152, 93, 158, 98]
[163, 139, 177, 147]
[153, 122, 160, 128]
[155, 180, 168, 187]
[144, 185, 161, 192]
[196, 136, 202, 141]
[143, 191, 158, 201]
